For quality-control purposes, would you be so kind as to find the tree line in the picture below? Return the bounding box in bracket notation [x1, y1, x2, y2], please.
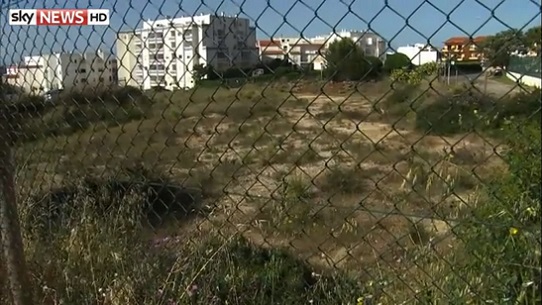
[481, 25, 541, 68]
[193, 25, 541, 84]
[192, 38, 413, 84]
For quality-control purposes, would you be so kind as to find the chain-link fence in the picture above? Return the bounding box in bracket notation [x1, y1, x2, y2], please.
[0, 1, 541, 304]
[509, 55, 541, 77]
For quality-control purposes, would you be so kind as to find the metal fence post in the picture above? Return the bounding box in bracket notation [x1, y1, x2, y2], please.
[0, 80, 33, 305]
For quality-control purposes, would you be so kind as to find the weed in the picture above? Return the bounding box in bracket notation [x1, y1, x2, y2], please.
[414, 119, 541, 303]
[318, 165, 373, 194]
[15, 180, 367, 305]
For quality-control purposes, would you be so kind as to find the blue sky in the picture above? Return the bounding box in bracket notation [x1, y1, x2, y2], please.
[1, 0, 540, 65]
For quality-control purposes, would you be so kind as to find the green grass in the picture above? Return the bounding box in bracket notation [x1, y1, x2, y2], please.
[493, 74, 519, 85]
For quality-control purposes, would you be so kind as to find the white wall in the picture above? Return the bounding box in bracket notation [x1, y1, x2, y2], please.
[116, 32, 140, 87]
[506, 71, 541, 88]
[11, 51, 115, 94]
[397, 44, 438, 66]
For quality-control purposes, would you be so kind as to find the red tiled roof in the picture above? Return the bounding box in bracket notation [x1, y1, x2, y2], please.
[259, 39, 281, 47]
[445, 36, 487, 45]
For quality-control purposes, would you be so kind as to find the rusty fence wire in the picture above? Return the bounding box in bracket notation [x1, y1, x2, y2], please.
[0, 1, 541, 304]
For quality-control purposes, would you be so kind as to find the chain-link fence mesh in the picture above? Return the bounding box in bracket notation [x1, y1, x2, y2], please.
[0, 1, 541, 304]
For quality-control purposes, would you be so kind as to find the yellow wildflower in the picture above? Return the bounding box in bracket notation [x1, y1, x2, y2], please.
[509, 227, 519, 236]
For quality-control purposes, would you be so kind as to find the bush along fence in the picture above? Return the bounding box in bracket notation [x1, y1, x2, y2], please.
[0, 4, 541, 305]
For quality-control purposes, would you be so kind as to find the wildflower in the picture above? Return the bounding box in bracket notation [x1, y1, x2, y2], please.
[509, 227, 519, 236]
[357, 297, 364, 305]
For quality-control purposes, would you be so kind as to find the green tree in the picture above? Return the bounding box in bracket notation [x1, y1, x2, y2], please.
[524, 25, 541, 54]
[324, 38, 371, 81]
[480, 29, 525, 67]
[383, 53, 411, 72]
[364, 56, 383, 78]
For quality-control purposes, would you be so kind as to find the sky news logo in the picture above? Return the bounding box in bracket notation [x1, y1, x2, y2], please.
[9, 9, 110, 26]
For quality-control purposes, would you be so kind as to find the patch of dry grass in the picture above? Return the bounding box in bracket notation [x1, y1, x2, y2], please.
[8, 79, 518, 304]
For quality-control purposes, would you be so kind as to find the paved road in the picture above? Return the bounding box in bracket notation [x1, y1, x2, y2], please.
[451, 72, 523, 98]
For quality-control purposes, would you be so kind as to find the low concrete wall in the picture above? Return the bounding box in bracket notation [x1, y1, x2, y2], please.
[506, 71, 541, 88]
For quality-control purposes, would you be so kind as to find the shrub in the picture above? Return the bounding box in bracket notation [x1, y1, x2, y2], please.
[324, 38, 376, 81]
[414, 89, 496, 135]
[363, 56, 383, 79]
[274, 66, 297, 77]
[496, 88, 541, 124]
[431, 119, 541, 303]
[14, 86, 152, 142]
[415, 88, 540, 136]
[384, 53, 411, 72]
[384, 84, 419, 105]
[390, 68, 413, 84]
[415, 62, 438, 76]
[390, 62, 438, 85]
[17, 180, 367, 304]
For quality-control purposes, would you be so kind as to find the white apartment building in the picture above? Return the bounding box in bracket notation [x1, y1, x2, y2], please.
[396, 43, 439, 66]
[258, 38, 326, 70]
[116, 13, 259, 90]
[258, 29, 387, 71]
[5, 50, 118, 94]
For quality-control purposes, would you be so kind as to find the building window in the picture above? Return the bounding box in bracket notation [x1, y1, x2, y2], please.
[149, 64, 165, 70]
[153, 53, 164, 60]
[148, 32, 163, 38]
[217, 51, 226, 59]
[81, 78, 87, 83]
[171, 41, 176, 48]
[79, 69, 86, 73]
[99, 77, 104, 82]
[367, 37, 373, 45]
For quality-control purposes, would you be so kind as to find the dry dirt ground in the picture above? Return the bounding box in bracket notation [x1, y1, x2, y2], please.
[14, 81, 506, 278]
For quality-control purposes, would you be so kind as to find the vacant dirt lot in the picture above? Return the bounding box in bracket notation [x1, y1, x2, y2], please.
[12, 79, 508, 283]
